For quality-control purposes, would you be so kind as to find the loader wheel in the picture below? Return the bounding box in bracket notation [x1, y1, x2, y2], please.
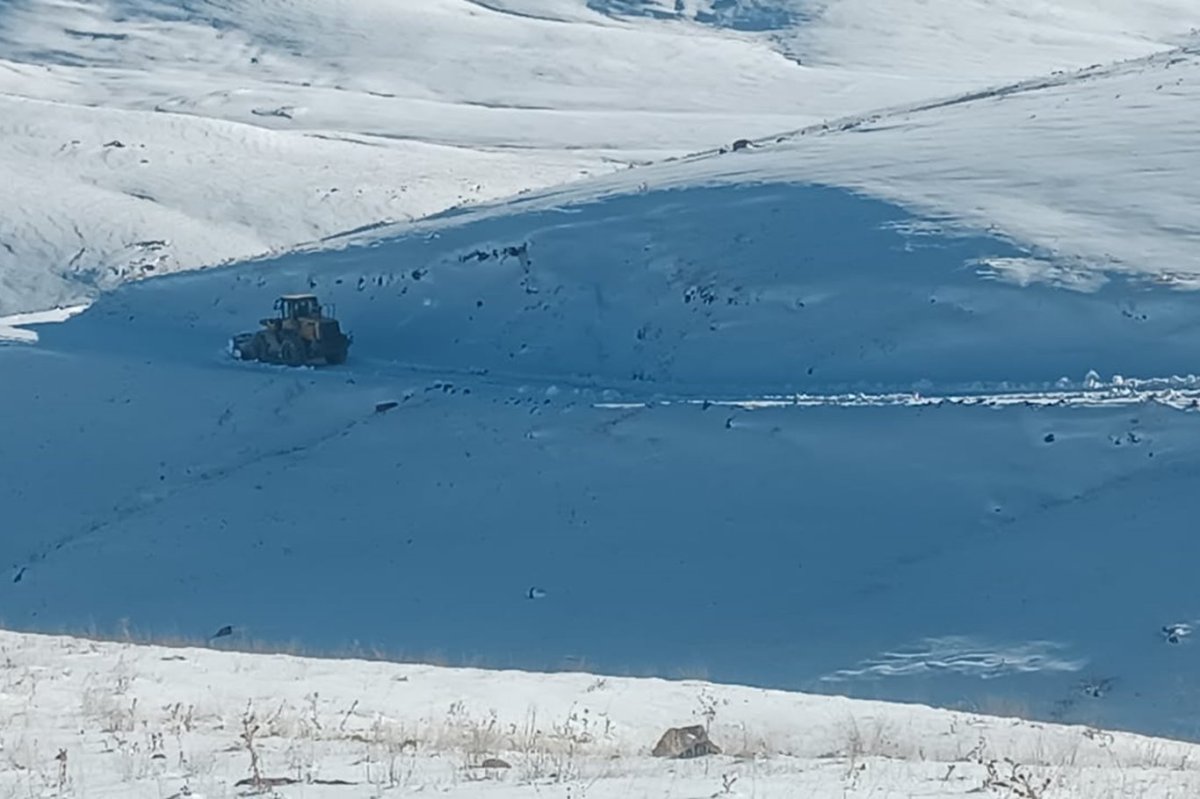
[280, 337, 305, 366]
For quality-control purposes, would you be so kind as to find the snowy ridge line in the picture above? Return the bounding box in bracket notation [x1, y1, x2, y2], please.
[664, 40, 1199, 163]
[594, 384, 1200, 412]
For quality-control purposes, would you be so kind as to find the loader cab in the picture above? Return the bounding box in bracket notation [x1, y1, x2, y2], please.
[276, 294, 322, 320]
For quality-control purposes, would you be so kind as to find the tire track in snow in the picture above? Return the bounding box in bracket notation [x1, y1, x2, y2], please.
[340, 355, 1200, 413]
[594, 384, 1200, 412]
[8, 397, 407, 581]
[228, 347, 1200, 415]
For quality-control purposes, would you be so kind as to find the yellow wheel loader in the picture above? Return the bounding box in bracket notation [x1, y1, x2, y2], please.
[230, 294, 351, 366]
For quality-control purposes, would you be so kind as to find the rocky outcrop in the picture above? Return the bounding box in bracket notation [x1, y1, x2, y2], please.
[651, 725, 721, 759]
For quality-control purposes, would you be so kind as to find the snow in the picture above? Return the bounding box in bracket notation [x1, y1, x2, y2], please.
[5, 0, 1200, 786]
[0, 93, 594, 313]
[4, 0, 1200, 313]
[0, 303, 87, 342]
[7, 171, 1200, 741]
[767, 43, 1200, 283]
[4, 627, 1200, 798]
[0, 0, 806, 315]
[790, 0, 1200, 80]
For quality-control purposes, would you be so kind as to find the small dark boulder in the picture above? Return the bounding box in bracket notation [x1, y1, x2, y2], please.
[652, 725, 721, 759]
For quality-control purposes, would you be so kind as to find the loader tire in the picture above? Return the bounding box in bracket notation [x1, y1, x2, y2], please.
[280, 337, 305, 367]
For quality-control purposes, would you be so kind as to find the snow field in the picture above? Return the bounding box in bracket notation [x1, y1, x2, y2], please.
[3, 629, 1200, 798]
[4, 0, 1200, 313]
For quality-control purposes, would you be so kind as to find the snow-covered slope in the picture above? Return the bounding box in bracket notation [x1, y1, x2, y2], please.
[759, 42, 1200, 284]
[789, 0, 1200, 80]
[0, 0, 801, 315]
[8, 136, 1200, 742]
[0, 97, 594, 316]
[5, 628, 1200, 798]
[4, 0, 1199, 315]
[6, 0, 1200, 760]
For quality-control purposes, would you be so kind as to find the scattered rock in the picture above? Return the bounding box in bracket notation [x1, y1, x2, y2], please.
[459, 243, 529, 264]
[480, 758, 511, 769]
[1043, 433, 1055, 443]
[375, 400, 400, 413]
[730, 138, 752, 151]
[1078, 677, 1115, 699]
[250, 106, 294, 119]
[234, 776, 298, 787]
[651, 725, 721, 759]
[1163, 623, 1191, 644]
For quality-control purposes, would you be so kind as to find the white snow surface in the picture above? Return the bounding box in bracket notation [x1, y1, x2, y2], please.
[4, 628, 1200, 798]
[8, 156, 1200, 741]
[0, 303, 90, 342]
[6, 0, 1200, 774]
[3, 0, 1200, 313]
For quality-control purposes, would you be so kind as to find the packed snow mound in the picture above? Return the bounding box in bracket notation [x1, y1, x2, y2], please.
[7, 629, 1200, 798]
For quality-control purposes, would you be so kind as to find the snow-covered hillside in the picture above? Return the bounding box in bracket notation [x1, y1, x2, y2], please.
[5, 628, 1200, 798]
[755, 42, 1200, 284]
[6, 0, 1200, 767]
[7, 149, 1200, 742]
[0, 0, 803, 315]
[4, 0, 1199, 314]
